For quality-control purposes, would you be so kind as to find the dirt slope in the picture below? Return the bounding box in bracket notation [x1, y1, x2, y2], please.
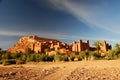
[0, 60, 120, 80]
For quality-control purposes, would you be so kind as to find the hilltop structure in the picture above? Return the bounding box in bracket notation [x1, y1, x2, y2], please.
[7, 35, 71, 55]
[7, 35, 111, 55]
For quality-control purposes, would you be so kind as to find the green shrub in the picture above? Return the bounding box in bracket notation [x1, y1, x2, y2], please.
[79, 51, 88, 60]
[28, 54, 45, 62]
[117, 54, 120, 59]
[41, 54, 48, 61]
[2, 59, 16, 66]
[3, 61, 11, 66]
[26, 55, 31, 62]
[26, 54, 37, 62]
[2, 53, 12, 60]
[36, 54, 44, 62]
[46, 55, 54, 61]
[105, 50, 116, 60]
[29, 54, 36, 61]
[70, 54, 76, 61]
[79, 51, 86, 60]
[75, 55, 82, 61]
[0, 60, 2, 64]
[88, 51, 96, 60]
[79, 51, 95, 60]
[93, 52, 102, 60]
[11, 52, 21, 59]
[20, 54, 27, 61]
[54, 54, 63, 62]
[62, 55, 69, 61]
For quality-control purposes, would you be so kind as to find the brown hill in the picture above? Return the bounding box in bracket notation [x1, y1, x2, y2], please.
[7, 35, 70, 54]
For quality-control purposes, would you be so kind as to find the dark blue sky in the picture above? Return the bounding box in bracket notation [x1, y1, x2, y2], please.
[0, 0, 120, 49]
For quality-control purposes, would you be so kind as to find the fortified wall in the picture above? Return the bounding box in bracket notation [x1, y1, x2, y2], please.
[7, 36, 112, 54]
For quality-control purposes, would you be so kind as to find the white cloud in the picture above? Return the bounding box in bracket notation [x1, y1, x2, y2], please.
[0, 30, 25, 36]
[0, 29, 119, 43]
[49, 0, 120, 34]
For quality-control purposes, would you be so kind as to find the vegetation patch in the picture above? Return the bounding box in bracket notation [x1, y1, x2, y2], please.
[0, 43, 120, 65]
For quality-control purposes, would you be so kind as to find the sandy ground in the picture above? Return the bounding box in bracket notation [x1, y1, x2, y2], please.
[0, 60, 120, 80]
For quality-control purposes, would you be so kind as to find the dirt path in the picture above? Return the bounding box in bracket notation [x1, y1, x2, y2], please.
[0, 60, 120, 80]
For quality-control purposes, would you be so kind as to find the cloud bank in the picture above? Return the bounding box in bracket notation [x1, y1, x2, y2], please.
[0, 29, 119, 43]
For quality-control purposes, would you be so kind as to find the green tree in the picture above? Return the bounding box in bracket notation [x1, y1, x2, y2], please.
[2, 53, 12, 60]
[11, 52, 21, 59]
[79, 50, 92, 61]
[106, 50, 115, 60]
[114, 43, 120, 57]
[114, 44, 120, 51]
[93, 41, 102, 55]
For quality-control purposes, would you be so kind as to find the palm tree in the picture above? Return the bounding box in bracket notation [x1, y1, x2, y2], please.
[114, 43, 120, 57]
[93, 41, 102, 55]
[114, 43, 120, 51]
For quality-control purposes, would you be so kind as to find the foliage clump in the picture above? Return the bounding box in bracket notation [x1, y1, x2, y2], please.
[0, 43, 120, 65]
[54, 54, 68, 62]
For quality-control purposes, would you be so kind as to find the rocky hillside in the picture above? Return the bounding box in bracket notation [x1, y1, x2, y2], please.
[7, 35, 69, 54]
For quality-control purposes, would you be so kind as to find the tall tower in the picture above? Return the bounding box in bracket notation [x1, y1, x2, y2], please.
[85, 40, 90, 50]
[72, 41, 78, 52]
[78, 40, 82, 52]
[101, 40, 107, 52]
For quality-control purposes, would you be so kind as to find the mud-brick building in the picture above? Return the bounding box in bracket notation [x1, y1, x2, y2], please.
[101, 40, 111, 52]
[7, 35, 111, 54]
[72, 40, 111, 53]
[7, 36, 71, 54]
[72, 40, 89, 53]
